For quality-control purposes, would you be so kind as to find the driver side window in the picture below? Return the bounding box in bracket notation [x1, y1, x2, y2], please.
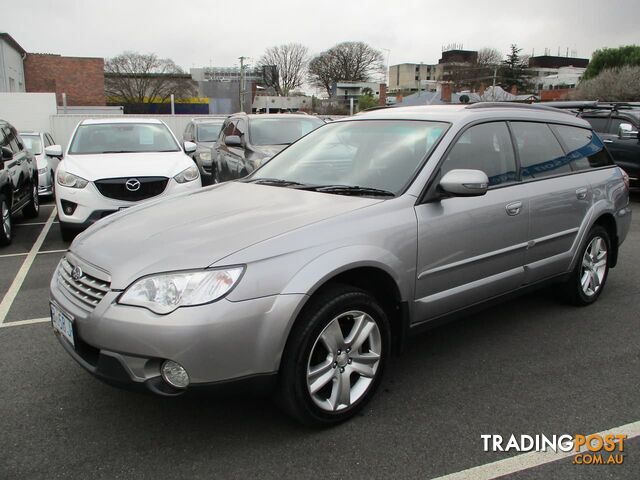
[441, 122, 517, 187]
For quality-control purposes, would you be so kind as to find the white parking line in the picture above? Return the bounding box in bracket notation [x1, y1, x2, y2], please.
[0, 208, 57, 326]
[0, 248, 66, 259]
[0, 317, 49, 328]
[429, 420, 640, 480]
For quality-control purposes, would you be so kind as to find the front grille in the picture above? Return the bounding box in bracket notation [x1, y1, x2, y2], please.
[57, 257, 111, 311]
[94, 177, 168, 202]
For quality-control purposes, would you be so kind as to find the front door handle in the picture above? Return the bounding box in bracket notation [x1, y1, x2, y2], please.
[603, 139, 613, 144]
[505, 201, 523, 216]
[576, 187, 588, 200]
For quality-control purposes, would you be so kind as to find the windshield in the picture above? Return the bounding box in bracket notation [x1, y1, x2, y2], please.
[251, 120, 448, 195]
[21, 134, 42, 155]
[69, 123, 180, 154]
[196, 122, 224, 142]
[249, 117, 324, 146]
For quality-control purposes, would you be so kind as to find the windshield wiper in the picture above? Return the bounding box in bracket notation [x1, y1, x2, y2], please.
[100, 150, 138, 154]
[303, 185, 396, 197]
[245, 178, 308, 187]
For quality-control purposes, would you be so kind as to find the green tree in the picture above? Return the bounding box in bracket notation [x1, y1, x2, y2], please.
[500, 44, 530, 93]
[583, 45, 640, 80]
[357, 90, 379, 111]
[572, 65, 640, 101]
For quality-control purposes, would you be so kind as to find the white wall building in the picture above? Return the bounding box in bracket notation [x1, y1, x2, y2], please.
[0, 33, 26, 93]
[533, 66, 586, 91]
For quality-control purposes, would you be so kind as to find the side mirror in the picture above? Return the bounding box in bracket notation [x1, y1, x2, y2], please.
[618, 123, 639, 140]
[45, 145, 63, 158]
[183, 141, 197, 154]
[1, 146, 13, 160]
[440, 169, 489, 197]
[225, 135, 242, 147]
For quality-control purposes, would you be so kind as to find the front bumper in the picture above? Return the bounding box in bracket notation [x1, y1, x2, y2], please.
[56, 178, 201, 227]
[50, 261, 305, 395]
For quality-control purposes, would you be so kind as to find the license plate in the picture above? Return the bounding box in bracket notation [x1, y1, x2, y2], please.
[51, 303, 75, 347]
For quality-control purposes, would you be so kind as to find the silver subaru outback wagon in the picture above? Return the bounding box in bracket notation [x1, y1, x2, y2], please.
[50, 104, 631, 426]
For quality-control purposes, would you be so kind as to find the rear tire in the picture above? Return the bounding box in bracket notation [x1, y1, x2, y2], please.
[560, 225, 610, 306]
[0, 195, 12, 246]
[277, 284, 390, 427]
[22, 182, 39, 219]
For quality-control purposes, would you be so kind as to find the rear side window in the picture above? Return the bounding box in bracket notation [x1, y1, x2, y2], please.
[582, 117, 608, 133]
[552, 125, 612, 170]
[511, 122, 570, 180]
[441, 122, 517, 187]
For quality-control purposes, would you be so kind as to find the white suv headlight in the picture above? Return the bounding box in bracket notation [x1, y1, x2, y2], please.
[174, 165, 200, 183]
[118, 267, 244, 314]
[57, 169, 89, 189]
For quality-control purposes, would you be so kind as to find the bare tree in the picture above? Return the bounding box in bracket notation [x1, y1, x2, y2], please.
[572, 65, 640, 101]
[104, 51, 195, 104]
[259, 43, 308, 96]
[308, 42, 384, 97]
[477, 47, 502, 66]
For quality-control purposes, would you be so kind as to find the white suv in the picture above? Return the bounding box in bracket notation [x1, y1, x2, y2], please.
[53, 118, 201, 240]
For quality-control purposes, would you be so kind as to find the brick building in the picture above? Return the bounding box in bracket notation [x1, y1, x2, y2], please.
[24, 53, 105, 106]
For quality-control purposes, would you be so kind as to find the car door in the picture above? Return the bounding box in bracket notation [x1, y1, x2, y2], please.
[511, 121, 592, 283]
[2, 126, 29, 207]
[599, 116, 640, 182]
[413, 121, 530, 321]
[220, 119, 246, 179]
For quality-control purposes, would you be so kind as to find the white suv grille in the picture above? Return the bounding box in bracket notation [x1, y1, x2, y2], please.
[57, 256, 110, 310]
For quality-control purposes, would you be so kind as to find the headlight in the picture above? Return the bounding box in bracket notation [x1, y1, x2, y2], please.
[57, 169, 88, 189]
[174, 165, 200, 183]
[197, 150, 211, 162]
[118, 267, 244, 314]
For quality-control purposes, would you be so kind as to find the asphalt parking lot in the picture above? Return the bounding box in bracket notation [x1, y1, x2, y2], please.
[0, 196, 638, 480]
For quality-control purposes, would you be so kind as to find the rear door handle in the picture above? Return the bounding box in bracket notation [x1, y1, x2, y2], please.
[576, 187, 588, 200]
[603, 139, 613, 144]
[505, 201, 523, 216]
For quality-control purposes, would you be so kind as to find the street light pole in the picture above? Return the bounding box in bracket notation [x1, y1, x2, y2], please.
[239, 56, 247, 112]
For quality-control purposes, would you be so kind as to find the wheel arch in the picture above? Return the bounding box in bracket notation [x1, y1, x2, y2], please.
[285, 262, 410, 357]
[592, 213, 619, 267]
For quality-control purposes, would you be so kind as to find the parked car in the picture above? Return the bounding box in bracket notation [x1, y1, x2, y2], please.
[53, 118, 201, 241]
[212, 113, 324, 182]
[182, 116, 227, 185]
[0, 120, 39, 246]
[50, 104, 630, 426]
[550, 101, 640, 188]
[19, 130, 61, 197]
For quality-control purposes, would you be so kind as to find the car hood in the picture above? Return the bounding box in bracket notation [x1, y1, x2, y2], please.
[70, 182, 382, 289]
[61, 151, 193, 181]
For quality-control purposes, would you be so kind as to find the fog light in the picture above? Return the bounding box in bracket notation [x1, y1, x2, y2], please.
[60, 200, 77, 216]
[161, 360, 189, 388]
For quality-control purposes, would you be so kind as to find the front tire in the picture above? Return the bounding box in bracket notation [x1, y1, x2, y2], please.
[22, 182, 39, 219]
[277, 285, 390, 427]
[560, 225, 610, 306]
[0, 195, 12, 246]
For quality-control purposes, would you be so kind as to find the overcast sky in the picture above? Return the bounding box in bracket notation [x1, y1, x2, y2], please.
[3, 0, 639, 74]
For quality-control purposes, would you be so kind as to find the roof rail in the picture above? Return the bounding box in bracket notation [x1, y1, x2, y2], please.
[465, 102, 564, 113]
[545, 101, 640, 112]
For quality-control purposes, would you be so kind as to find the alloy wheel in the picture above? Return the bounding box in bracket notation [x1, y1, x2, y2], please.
[33, 184, 39, 210]
[580, 236, 607, 297]
[306, 310, 382, 412]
